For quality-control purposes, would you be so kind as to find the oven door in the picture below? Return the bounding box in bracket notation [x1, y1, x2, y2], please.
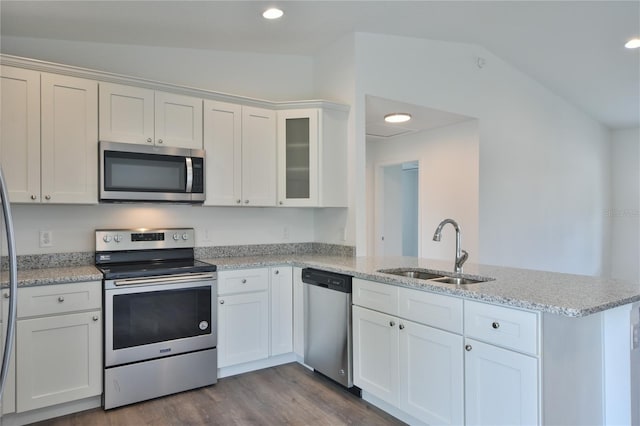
[104, 273, 216, 367]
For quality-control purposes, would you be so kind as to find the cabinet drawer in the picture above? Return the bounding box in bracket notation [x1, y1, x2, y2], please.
[353, 278, 398, 315]
[18, 281, 101, 318]
[464, 300, 538, 355]
[218, 268, 269, 295]
[399, 287, 463, 334]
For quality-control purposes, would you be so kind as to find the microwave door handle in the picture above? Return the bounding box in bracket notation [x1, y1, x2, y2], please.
[185, 157, 193, 192]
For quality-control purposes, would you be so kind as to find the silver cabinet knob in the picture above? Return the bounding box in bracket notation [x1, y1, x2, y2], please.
[30, 195, 37, 200]
[241, 279, 247, 284]
[3, 293, 9, 299]
[236, 199, 241, 204]
[92, 316, 99, 322]
[157, 139, 163, 144]
[399, 323, 405, 330]
[279, 201, 283, 205]
[274, 270, 279, 275]
[244, 200, 249, 204]
[465, 344, 472, 351]
[219, 299, 224, 304]
[492, 321, 500, 329]
[45, 195, 51, 200]
[389, 321, 395, 327]
[147, 138, 153, 143]
[58, 296, 65, 302]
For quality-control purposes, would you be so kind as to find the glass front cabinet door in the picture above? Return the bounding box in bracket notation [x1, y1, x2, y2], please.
[277, 109, 319, 206]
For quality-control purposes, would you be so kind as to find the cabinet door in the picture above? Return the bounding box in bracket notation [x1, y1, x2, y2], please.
[352, 305, 399, 405]
[217, 292, 269, 367]
[292, 267, 304, 358]
[154, 91, 203, 149]
[276, 109, 318, 206]
[270, 267, 293, 356]
[203, 100, 242, 206]
[465, 338, 539, 426]
[241, 106, 276, 206]
[0, 66, 40, 203]
[99, 82, 154, 145]
[41, 73, 98, 204]
[16, 311, 102, 412]
[399, 320, 464, 425]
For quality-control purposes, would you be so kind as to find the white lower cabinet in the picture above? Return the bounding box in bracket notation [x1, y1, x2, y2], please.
[353, 279, 464, 425]
[464, 338, 538, 426]
[15, 281, 102, 413]
[217, 266, 293, 369]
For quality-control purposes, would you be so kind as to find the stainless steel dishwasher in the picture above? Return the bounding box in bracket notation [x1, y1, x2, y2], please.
[302, 268, 357, 390]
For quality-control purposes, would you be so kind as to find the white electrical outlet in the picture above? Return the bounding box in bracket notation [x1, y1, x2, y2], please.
[39, 230, 53, 248]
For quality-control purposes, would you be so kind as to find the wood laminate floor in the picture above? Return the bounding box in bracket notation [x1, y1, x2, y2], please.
[31, 363, 406, 426]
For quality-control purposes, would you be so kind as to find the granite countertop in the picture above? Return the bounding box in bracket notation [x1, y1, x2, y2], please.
[203, 255, 640, 318]
[2, 255, 638, 318]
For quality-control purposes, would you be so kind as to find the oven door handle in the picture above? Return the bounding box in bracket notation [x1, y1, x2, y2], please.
[113, 273, 215, 287]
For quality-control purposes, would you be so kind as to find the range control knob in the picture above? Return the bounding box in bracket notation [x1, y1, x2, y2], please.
[173, 233, 180, 241]
[182, 233, 189, 241]
[103, 235, 112, 243]
[114, 234, 123, 243]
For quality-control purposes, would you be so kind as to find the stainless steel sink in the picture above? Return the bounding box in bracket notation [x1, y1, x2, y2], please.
[379, 269, 445, 280]
[378, 268, 492, 285]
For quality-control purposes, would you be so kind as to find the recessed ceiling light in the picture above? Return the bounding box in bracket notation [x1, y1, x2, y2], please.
[384, 113, 412, 124]
[263, 8, 284, 20]
[625, 38, 640, 49]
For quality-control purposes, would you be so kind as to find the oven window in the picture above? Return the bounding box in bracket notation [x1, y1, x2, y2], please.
[104, 151, 186, 192]
[112, 287, 211, 350]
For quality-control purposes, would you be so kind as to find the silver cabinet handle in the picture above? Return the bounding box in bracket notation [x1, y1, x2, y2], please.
[3, 293, 8, 299]
[157, 139, 163, 144]
[92, 316, 99, 322]
[465, 344, 472, 351]
[219, 299, 224, 304]
[244, 200, 249, 204]
[241, 279, 247, 284]
[279, 201, 283, 205]
[399, 323, 405, 330]
[492, 321, 500, 329]
[146, 138, 152, 143]
[58, 296, 65, 302]
[45, 195, 51, 200]
[30, 195, 37, 200]
[389, 321, 395, 327]
[236, 199, 241, 204]
[274, 270, 279, 275]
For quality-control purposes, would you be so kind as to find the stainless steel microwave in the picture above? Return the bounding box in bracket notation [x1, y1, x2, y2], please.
[99, 141, 205, 203]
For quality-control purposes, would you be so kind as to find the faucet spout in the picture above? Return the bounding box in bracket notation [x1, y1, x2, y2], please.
[432, 218, 468, 273]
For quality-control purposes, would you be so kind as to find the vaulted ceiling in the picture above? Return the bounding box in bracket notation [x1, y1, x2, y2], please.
[1, 1, 638, 130]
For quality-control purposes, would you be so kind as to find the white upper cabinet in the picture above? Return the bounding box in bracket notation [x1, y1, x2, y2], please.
[203, 102, 276, 206]
[0, 67, 98, 204]
[203, 100, 242, 206]
[0, 66, 41, 203]
[241, 106, 277, 206]
[99, 82, 203, 149]
[276, 107, 348, 207]
[41, 73, 98, 204]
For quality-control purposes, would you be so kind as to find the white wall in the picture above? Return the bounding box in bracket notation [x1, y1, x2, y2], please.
[402, 167, 419, 256]
[610, 127, 640, 283]
[354, 33, 610, 275]
[1, 36, 314, 100]
[367, 120, 479, 264]
[1, 36, 320, 255]
[8, 204, 314, 255]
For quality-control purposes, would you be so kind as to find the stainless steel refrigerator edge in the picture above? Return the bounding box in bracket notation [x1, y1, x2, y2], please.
[0, 167, 18, 418]
[302, 268, 353, 388]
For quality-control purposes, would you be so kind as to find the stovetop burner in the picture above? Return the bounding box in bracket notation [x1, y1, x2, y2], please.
[95, 228, 216, 280]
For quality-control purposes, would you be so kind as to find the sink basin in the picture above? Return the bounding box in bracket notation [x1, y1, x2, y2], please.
[378, 269, 445, 280]
[432, 276, 485, 285]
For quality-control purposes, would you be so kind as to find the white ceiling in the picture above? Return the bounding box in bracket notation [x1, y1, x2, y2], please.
[1, 1, 638, 130]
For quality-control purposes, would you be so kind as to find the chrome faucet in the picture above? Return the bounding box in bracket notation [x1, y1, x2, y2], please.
[432, 218, 468, 273]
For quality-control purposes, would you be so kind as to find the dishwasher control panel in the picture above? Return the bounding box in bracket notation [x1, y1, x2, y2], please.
[302, 268, 352, 293]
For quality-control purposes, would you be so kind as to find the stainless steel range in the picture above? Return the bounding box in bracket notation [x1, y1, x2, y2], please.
[95, 228, 217, 410]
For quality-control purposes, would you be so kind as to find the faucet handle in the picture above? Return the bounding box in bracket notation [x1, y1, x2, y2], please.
[457, 250, 469, 270]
